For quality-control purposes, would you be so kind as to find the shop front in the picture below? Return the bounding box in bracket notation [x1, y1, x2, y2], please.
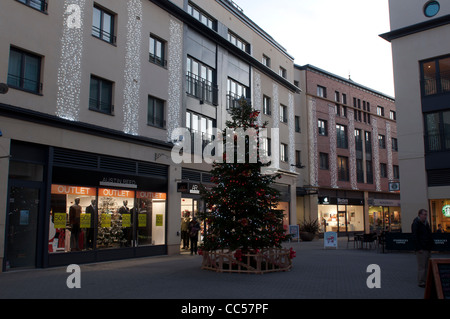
[4, 142, 169, 270]
[318, 196, 365, 234]
[430, 199, 450, 233]
[368, 198, 401, 233]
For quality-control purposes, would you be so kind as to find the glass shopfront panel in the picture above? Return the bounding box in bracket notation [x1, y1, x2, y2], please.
[368, 206, 401, 232]
[49, 184, 166, 253]
[319, 203, 364, 233]
[430, 199, 450, 233]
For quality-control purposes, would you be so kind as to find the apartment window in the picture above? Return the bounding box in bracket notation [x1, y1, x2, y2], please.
[17, 0, 48, 12]
[424, 110, 450, 152]
[378, 134, 386, 149]
[392, 137, 398, 151]
[7, 47, 42, 94]
[187, 56, 217, 105]
[336, 124, 348, 149]
[365, 131, 372, 154]
[187, 2, 216, 30]
[380, 163, 387, 178]
[338, 156, 349, 181]
[335, 91, 340, 102]
[227, 78, 248, 109]
[355, 129, 363, 151]
[148, 96, 165, 128]
[318, 119, 327, 136]
[186, 111, 215, 153]
[317, 85, 327, 98]
[421, 55, 450, 96]
[319, 153, 329, 170]
[89, 75, 114, 114]
[366, 160, 373, 184]
[377, 106, 385, 117]
[295, 116, 301, 133]
[279, 67, 287, 79]
[262, 55, 271, 68]
[281, 143, 288, 162]
[295, 150, 302, 167]
[228, 31, 250, 53]
[393, 165, 400, 179]
[263, 95, 271, 115]
[261, 137, 271, 157]
[149, 35, 166, 67]
[356, 159, 364, 183]
[390, 110, 396, 121]
[342, 93, 347, 105]
[92, 5, 116, 44]
[280, 104, 288, 123]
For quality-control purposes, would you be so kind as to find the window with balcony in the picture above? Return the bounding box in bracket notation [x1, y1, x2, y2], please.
[421, 55, 450, 96]
[7, 47, 42, 94]
[149, 35, 166, 67]
[148, 96, 165, 128]
[187, 56, 217, 105]
[424, 110, 450, 152]
[17, 0, 48, 12]
[186, 111, 215, 153]
[92, 5, 116, 44]
[89, 75, 114, 114]
[227, 78, 248, 109]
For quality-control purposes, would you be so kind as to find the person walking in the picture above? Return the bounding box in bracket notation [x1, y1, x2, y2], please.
[188, 217, 201, 255]
[411, 209, 434, 288]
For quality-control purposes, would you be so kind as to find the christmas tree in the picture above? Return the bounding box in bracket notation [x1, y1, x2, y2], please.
[199, 98, 291, 253]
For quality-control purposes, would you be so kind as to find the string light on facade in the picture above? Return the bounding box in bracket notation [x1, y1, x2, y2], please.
[122, 0, 143, 136]
[56, 0, 86, 121]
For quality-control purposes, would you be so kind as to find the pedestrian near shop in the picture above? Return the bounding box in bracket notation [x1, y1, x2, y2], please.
[188, 217, 201, 255]
[411, 209, 434, 287]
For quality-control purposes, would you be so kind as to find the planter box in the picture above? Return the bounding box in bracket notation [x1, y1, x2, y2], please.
[300, 232, 315, 241]
[201, 248, 293, 274]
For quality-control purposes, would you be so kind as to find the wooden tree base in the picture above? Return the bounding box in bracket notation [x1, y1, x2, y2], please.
[201, 248, 293, 274]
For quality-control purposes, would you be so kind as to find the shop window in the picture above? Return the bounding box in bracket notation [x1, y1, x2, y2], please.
[48, 185, 166, 253]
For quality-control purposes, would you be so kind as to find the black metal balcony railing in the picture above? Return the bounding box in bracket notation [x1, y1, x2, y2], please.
[186, 72, 218, 105]
[149, 53, 167, 68]
[92, 26, 117, 44]
[189, 130, 215, 155]
[422, 71, 450, 96]
[7, 73, 41, 94]
[226, 92, 250, 110]
[425, 132, 450, 153]
[89, 98, 114, 114]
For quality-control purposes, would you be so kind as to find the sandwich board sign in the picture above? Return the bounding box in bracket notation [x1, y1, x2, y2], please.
[324, 231, 338, 249]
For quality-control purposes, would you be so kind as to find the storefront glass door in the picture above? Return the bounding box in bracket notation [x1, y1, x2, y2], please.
[6, 185, 41, 269]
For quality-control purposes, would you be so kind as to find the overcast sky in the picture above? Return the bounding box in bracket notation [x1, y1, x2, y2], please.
[236, 0, 395, 97]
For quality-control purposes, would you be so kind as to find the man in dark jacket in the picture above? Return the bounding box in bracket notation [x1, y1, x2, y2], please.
[411, 209, 433, 287]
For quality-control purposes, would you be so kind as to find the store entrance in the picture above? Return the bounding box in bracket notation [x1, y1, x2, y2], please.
[5, 181, 44, 270]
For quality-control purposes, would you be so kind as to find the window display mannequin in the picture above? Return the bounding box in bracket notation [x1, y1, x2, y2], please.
[85, 199, 96, 249]
[69, 198, 82, 251]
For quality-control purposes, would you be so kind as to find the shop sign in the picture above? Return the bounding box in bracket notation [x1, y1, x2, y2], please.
[138, 214, 147, 227]
[51, 185, 96, 196]
[337, 198, 348, 205]
[99, 177, 137, 189]
[137, 191, 166, 200]
[156, 214, 164, 226]
[177, 182, 201, 194]
[122, 214, 131, 228]
[54, 213, 67, 228]
[443, 205, 450, 217]
[101, 213, 111, 228]
[80, 213, 91, 228]
[324, 231, 338, 249]
[99, 188, 135, 198]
